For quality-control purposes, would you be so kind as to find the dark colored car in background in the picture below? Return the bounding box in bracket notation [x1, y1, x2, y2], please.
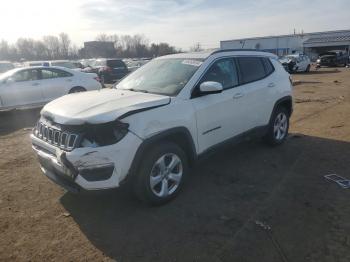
[92, 59, 129, 83]
[316, 50, 349, 68]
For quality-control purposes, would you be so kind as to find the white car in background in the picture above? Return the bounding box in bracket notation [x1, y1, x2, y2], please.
[279, 54, 311, 73]
[0, 66, 102, 110]
[25, 60, 83, 71]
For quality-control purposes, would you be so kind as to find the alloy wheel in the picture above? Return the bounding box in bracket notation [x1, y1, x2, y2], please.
[273, 112, 288, 140]
[149, 153, 183, 198]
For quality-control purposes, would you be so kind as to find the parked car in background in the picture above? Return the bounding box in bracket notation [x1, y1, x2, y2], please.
[316, 50, 349, 68]
[80, 59, 96, 68]
[279, 54, 311, 73]
[25, 60, 83, 70]
[72, 61, 84, 69]
[49, 60, 82, 70]
[25, 61, 46, 67]
[124, 59, 150, 72]
[0, 61, 15, 74]
[0, 66, 102, 110]
[30, 50, 293, 205]
[90, 58, 129, 83]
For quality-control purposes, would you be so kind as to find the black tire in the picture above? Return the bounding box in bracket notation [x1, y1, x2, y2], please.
[133, 142, 188, 205]
[69, 86, 86, 93]
[264, 106, 290, 146]
[305, 64, 311, 72]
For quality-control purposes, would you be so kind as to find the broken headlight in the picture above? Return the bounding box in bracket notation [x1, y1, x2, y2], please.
[81, 121, 129, 147]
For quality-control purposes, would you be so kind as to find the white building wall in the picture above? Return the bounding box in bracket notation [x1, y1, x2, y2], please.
[220, 35, 306, 56]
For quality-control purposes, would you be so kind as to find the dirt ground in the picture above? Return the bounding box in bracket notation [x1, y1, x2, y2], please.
[1, 67, 350, 262]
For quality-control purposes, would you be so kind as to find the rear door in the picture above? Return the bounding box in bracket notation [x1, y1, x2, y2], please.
[39, 68, 74, 101]
[0, 69, 44, 108]
[236, 56, 276, 128]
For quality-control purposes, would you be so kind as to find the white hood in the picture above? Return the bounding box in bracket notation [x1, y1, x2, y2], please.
[41, 89, 170, 125]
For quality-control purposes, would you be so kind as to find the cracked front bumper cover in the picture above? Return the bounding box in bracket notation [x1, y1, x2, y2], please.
[31, 132, 142, 191]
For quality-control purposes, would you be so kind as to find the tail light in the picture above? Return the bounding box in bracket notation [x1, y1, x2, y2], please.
[94, 77, 101, 82]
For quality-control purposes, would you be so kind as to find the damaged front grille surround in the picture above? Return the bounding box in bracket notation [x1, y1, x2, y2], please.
[34, 119, 130, 150]
[34, 121, 81, 151]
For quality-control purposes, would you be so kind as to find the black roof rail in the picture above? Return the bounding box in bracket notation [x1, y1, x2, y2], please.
[211, 49, 272, 55]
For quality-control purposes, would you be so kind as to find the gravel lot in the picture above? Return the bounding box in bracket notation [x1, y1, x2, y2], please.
[1, 67, 350, 262]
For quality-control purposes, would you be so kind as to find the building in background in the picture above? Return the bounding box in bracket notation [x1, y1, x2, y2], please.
[221, 29, 350, 61]
[79, 41, 116, 58]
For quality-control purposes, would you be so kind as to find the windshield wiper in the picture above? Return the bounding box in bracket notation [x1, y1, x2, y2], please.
[127, 88, 149, 93]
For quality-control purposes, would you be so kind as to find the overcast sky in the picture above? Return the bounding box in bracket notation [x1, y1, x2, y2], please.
[1, 0, 349, 50]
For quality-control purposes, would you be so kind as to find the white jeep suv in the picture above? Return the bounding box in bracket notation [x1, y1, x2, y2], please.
[31, 50, 293, 205]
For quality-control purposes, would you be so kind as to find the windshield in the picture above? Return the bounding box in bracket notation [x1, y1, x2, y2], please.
[117, 58, 203, 96]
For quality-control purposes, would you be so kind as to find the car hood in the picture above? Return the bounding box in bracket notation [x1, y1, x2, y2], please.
[41, 89, 170, 125]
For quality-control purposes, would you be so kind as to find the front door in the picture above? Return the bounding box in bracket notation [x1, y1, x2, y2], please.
[192, 57, 248, 153]
[0, 69, 44, 108]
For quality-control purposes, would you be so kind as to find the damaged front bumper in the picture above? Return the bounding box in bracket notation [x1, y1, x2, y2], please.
[31, 132, 142, 192]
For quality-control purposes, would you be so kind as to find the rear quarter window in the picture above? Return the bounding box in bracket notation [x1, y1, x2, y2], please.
[237, 57, 266, 84]
[261, 57, 275, 75]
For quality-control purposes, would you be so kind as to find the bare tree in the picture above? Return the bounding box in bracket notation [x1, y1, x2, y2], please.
[59, 33, 71, 59]
[0, 40, 10, 60]
[43, 36, 60, 59]
[190, 42, 203, 52]
[95, 33, 110, 42]
[0, 32, 179, 61]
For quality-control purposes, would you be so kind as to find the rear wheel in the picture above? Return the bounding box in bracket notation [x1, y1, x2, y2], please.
[69, 86, 86, 93]
[133, 142, 188, 205]
[305, 64, 311, 72]
[264, 106, 289, 146]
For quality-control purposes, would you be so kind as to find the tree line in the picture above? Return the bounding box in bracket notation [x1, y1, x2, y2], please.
[0, 33, 180, 62]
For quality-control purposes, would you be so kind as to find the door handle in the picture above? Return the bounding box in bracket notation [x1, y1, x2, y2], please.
[233, 93, 244, 99]
[32, 83, 40, 86]
[267, 82, 275, 88]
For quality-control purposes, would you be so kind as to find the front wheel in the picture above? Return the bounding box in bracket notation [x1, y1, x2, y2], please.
[264, 107, 290, 146]
[133, 142, 188, 205]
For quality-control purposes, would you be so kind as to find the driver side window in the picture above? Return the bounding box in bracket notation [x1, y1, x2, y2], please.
[200, 58, 238, 90]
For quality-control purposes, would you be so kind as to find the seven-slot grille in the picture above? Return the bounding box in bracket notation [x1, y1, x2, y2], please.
[34, 121, 79, 151]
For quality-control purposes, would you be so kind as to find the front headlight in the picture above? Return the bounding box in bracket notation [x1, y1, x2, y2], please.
[81, 121, 129, 147]
[316, 59, 321, 63]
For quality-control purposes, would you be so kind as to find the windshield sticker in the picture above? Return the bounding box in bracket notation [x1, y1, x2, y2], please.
[182, 60, 203, 67]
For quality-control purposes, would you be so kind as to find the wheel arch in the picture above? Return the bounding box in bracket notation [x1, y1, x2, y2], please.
[68, 86, 86, 93]
[270, 96, 293, 120]
[128, 127, 197, 179]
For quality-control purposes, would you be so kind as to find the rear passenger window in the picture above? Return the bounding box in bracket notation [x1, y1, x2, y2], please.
[237, 57, 266, 84]
[41, 69, 72, 79]
[262, 58, 274, 75]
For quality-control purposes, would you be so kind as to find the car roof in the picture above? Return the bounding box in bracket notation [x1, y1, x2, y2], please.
[6, 66, 74, 72]
[160, 49, 277, 60]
